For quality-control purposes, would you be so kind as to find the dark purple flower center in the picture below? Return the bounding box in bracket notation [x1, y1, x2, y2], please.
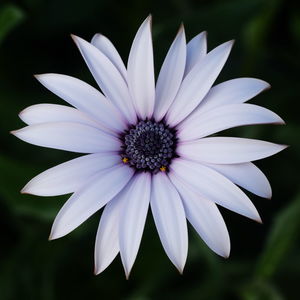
[120, 120, 177, 173]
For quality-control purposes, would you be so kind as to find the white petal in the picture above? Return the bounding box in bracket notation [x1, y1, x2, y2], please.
[150, 172, 188, 273]
[169, 173, 230, 257]
[119, 173, 151, 278]
[178, 103, 285, 141]
[22, 153, 120, 196]
[170, 158, 261, 222]
[91, 33, 127, 81]
[177, 137, 287, 164]
[184, 31, 207, 76]
[127, 15, 155, 119]
[12, 122, 121, 153]
[94, 193, 126, 275]
[35, 74, 126, 134]
[195, 78, 271, 114]
[204, 162, 272, 199]
[166, 40, 234, 126]
[50, 164, 134, 239]
[72, 35, 137, 124]
[19, 104, 100, 128]
[153, 26, 186, 121]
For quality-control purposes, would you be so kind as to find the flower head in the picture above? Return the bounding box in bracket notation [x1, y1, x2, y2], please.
[13, 15, 286, 277]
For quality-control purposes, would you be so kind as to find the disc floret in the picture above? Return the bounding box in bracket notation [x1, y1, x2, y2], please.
[120, 120, 177, 173]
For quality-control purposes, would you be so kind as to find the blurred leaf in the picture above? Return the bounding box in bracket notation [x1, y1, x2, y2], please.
[0, 4, 25, 44]
[242, 0, 282, 71]
[241, 280, 283, 300]
[255, 192, 300, 279]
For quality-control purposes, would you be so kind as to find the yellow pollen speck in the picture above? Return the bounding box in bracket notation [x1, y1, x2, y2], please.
[122, 157, 129, 164]
[160, 166, 167, 172]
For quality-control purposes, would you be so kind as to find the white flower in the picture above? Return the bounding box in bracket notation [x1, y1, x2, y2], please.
[12, 15, 286, 277]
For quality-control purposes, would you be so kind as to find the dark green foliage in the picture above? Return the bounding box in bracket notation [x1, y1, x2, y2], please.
[0, 0, 299, 299]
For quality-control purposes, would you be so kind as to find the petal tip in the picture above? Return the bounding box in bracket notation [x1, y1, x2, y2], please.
[10, 128, 27, 140]
[93, 261, 103, 276]
[177, 266, 184, 275]
[174, 23, 185, 40]
[142, 14, 152, 28]
[94, 263, 109, 276]
[278, 144, 289, 152]
[48, 233, 54, 241]
[178, 22, 185, 33]
[33, 74, 42, 79]
[215, 242, 231, 259]
[18, 108, 26, 118]
[10, 129, 17, 136]
[93, 266, 101, 276]
[263, 81, 271, 90]
[49, 226, 62, 241]
[10, 129, 24, 139]
[255, 215, 263, 224]
[91, 33, 102, 44]
[264, 184, 273, 200]
[248, 209, 262, 224]
[34, 73, 54, 83]
[48, 233, 59, 241]
[264, 190, 272, 200]
[174, 259, 186, 274]
[21, 181, 37, 195]
[70, 34, 81, 45]
[121, 257, 134, 280]
[20, 186, 30, 194]
[125, 271, 131, 280]
[228, 39, 235, 48]
[273, 117, 286, 125]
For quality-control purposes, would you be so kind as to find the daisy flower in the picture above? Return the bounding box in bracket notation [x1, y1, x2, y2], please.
[12, 15, 286, 277]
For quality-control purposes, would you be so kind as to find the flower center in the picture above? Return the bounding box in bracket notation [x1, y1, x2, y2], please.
[120, 120, 177, 173]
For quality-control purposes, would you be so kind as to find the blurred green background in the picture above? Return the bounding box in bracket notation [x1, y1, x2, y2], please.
[0, 0, 299, 299]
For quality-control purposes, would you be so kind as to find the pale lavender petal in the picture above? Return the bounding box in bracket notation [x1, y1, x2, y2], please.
[204, 162, 272, 199]
[35, 74, 126, 133]
[91, 33, 127, 81]
[50, 164, 134, 239]
[94, 191, 126, 275]
[22, 153, 120, 196]
[178, 103, 284, 141]
[72, 35, 137, 124]
[19, 104, 100, 128]
[169, 173, 230, 257]
[195, 78, 271, 115]
[127, 15, 155, 119]
[166, 40, 234, 126]
[170, 158, 261, 222]
[177, 137, 287, 164]
[184, 31, 207, 76]
[119, 173, 151, 278]
[151, 172, 188, 273]
[12, 122, 121, 153]
[153, 25, 186, 121]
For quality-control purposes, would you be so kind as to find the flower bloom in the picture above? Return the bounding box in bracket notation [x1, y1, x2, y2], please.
[13, 15, 286, 277]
